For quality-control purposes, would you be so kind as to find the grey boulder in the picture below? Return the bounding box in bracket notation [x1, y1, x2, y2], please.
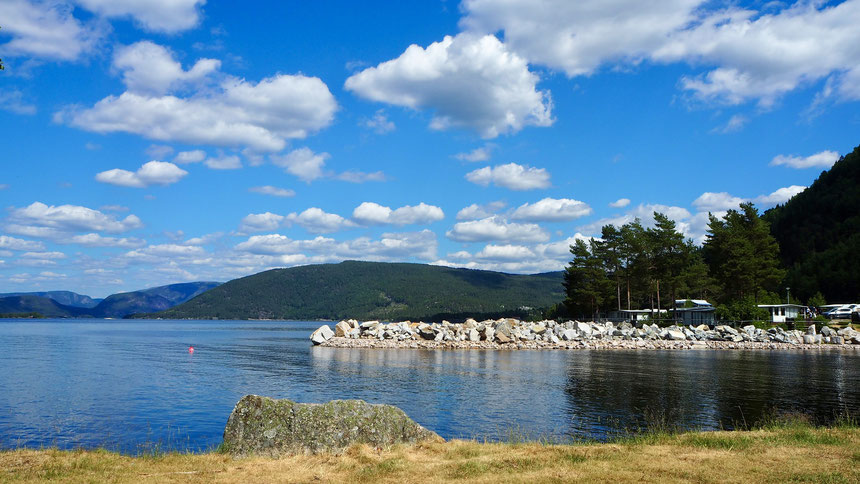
[222, 395, 441, 456]
[310, 325, 334, 345]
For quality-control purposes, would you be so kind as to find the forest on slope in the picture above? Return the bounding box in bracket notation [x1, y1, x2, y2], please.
[149, 261, 564, 321]
[764, 144, 860, 303]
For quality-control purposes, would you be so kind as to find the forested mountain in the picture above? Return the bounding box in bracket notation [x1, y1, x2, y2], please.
[0, 291, 102, 308]
[764, 144, 860, 303]
[147, 261, 564, 321]
[0, 296, 89, 318]
[96, 282, 220, 318]
[0, 282, 220, 318]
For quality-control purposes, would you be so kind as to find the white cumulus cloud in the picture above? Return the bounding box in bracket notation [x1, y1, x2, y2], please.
[285, 208, 356, 234]
[67, 233, 145, 248]
[75, 0, 206, 33]
[446, 216, 549, 243]
[462, 0, 860, 106]
[7, 202, 143, 237]
[0, 0, 102, 61]
[465, 162, 550, 190]
[352, 202, 444, 226]
[174, 150, 207, 164]
[113, 41, 220, 95]
[249, 185, 295, 198]
[770, 150, 840, 169]
[0, 235, 45, 251]
[692, 192, 747, 212]
[239, 212, 285, 233]
[609, 198, 631, 208]
[95, 161, 188, 188]
[455, 201, 506, 221]
[345, 33, 552, 138]
[271, 147, 330, 182]
[511, 197, 591, 222]
[754, 185, 806, 206]
[60, 42, 338, 153]
[455, 144, 494, 162]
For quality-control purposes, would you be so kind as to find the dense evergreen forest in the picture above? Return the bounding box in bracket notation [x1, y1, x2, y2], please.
[763, 144, 860, 303]
[564, 143, 860, 320]
[562, 204, 784, 321]
[148, 261, 564, 321]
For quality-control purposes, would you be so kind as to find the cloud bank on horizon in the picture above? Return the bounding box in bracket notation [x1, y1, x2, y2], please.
[0, 0, 855, 296]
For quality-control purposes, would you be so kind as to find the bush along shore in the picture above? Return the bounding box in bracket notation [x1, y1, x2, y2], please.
[311, 318, 860, 350]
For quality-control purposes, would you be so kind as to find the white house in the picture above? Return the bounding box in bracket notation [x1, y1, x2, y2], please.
[757, 304, 807, 323]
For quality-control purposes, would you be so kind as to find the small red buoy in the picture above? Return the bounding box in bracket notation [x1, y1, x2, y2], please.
[188, 346, 194, 354]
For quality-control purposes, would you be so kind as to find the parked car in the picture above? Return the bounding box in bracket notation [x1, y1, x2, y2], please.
[825, 304, 858, 320]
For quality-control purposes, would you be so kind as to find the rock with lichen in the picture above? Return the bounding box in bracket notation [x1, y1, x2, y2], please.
[221, 395, 441, 456]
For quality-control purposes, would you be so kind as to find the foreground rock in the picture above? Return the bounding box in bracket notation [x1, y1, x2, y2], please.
[315, 318, 860, 351]
[222, 395, 441, 455]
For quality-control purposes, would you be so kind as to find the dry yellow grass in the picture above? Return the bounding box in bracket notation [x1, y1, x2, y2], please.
[2, 427, 859, 483]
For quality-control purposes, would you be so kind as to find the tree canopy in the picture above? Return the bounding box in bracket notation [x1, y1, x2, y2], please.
[563, 212, 710, 320]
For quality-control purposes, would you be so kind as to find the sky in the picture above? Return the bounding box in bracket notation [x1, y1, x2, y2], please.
[1, 0, 858, 297]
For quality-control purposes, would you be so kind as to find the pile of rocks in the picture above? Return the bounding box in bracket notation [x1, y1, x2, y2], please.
[310, 318, 860, 350]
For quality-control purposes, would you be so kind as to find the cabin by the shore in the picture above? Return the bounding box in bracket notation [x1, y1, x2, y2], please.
[757, 304, 807, 323]
[674, 299, 715, 326]
[607, 309, 668, 322]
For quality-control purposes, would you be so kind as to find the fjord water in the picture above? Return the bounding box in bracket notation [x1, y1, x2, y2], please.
[1, 319, 858, 453]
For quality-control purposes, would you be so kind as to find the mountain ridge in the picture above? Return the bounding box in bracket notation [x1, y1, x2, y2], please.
[0, 281, 221, 319]
[0, 291, 102, 308]
[145, 261, 565, 322]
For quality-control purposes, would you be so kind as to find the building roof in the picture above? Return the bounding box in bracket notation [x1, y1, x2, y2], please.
[675, 299, 711, 306]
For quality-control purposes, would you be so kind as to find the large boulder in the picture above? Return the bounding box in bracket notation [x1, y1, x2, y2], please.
[334, 321, 352, 337]
[222, 395, 441, 456]
[494, 320, 513, 340]
[310, 325, 334, 345]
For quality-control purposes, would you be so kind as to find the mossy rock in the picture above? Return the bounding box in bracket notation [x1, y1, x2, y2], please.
[221, 395, 442, 455]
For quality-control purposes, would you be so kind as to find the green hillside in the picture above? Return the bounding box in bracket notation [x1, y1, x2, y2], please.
[148, 261, 565, 321]
[764, 144, 860, 302]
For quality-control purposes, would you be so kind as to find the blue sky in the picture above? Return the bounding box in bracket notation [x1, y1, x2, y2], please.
[1, 0, 858, 297]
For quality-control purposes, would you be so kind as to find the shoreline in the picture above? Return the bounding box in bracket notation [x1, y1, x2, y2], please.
[319, 336, 860, 351]
[312, 318, 860, 351]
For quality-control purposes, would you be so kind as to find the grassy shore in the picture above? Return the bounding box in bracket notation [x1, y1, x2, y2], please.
[2, 419, 859, 483]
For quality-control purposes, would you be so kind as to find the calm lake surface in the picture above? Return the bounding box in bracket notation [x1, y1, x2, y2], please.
[1, 319, 858, 453]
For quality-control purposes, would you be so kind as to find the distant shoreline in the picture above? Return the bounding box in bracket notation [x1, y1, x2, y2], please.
[319, 336, 860, 351]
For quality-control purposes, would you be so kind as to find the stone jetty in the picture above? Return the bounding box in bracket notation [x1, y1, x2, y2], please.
[310, 318, 860, 351]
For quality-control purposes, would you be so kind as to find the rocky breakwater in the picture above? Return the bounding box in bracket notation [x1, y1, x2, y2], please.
[310, 318, 860, 351]
[222, 395, 441, 456]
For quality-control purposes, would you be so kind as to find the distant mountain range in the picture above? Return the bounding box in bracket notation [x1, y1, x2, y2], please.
[0, 282, 220, 319]
[145, 260, 565, 322]
[0, 291, 102, 308]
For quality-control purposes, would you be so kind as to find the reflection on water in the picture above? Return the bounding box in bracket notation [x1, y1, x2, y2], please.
[0, 319, 858, 453]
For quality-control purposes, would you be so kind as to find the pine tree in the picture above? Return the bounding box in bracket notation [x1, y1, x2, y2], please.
[563, 239, 612, 318]
[703, 202, 785, 302]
